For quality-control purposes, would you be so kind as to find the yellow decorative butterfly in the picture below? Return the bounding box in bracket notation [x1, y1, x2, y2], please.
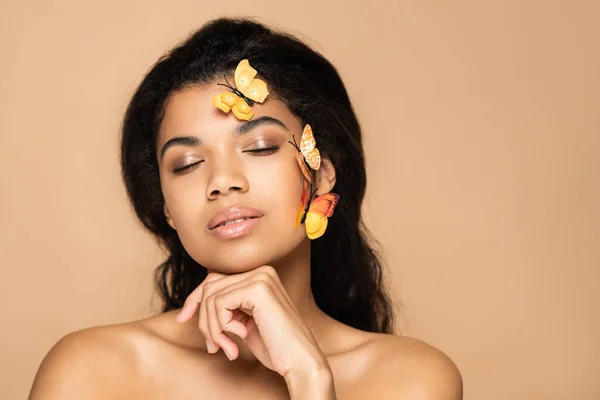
[289, 124, 321, 183]
[295, 179, 340, 240]
[211, 59, 269, 121]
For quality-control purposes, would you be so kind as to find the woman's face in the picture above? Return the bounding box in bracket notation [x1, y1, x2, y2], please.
[156, 84, 315, 273]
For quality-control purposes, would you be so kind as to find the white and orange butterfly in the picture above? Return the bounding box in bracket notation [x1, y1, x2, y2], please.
[289, 124, 321, 183]
[211, 59, 269, 121]
[295, 179, 339, 240]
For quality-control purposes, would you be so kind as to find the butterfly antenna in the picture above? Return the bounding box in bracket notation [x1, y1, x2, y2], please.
[288, 135, 300, 151]
[310, 188, 319, 202]
[223, 75, 235, 89]
[216, 83, 232, 90]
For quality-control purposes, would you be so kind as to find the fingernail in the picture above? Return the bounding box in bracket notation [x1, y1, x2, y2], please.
[224, 348, 234, 361]
[175, 311, 184, 322]
[205, 340, 213, 353]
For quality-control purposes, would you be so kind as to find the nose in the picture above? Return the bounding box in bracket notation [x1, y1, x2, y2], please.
[205, 155, 249, 200]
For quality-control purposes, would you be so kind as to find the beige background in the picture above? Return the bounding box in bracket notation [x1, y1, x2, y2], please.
[1, 1, 598, 399]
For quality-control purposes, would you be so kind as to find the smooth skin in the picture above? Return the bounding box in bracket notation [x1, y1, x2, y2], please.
[29, 84, 463, 399]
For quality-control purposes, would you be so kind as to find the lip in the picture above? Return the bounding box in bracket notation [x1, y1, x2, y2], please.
[208, 206, 264, 239]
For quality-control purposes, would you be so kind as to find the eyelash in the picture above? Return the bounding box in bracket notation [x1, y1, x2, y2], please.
[244, 145, 280, 155]
[171, 146, 280, 174]
[172, 160, 204, 174]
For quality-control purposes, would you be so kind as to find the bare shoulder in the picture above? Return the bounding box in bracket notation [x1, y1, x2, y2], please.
[28, 310, 204, 400]
[29, 322, 147, 400]
[355, 332, 463, 399]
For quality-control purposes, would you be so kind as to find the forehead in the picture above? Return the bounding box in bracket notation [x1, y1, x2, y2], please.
[157, 83, 301, 145]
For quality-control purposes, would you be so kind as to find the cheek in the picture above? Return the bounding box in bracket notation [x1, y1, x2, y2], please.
[160, 174, 204, 227]
[250, 154, 304, 213]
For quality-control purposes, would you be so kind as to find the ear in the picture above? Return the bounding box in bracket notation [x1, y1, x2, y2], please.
[164, 203, 176, 230]
[316, 157, 336, 194]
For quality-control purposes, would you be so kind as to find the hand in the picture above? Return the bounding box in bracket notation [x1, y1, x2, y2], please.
[175, 265, 331, 381]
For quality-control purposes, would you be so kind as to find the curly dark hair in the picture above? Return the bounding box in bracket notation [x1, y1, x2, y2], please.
[120, 17, 399, 334]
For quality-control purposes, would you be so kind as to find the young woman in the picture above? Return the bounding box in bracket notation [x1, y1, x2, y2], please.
[30, 18, 462, 399]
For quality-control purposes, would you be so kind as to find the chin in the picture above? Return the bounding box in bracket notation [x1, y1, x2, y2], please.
[194, 235, 305, 274]
[192, 241, 278, 274]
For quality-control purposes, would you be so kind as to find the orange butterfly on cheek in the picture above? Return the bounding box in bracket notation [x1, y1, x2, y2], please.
[289, 124, 321, 183]
[295, 179, 340, 240]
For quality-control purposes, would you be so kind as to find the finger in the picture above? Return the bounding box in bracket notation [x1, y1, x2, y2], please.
[198, 271, 260, 353]
[199, 274, 243, 352]
[178, 267, 272, 323]
[215, 303, 249, 339]
[206, 293, 240, 360]
[178, 266, 296, 326]
[232, 309, 251, 329]
[206, 271, 287, 332]
[214, 280, 279, 341]
[204, 274, 277, 357]
[254, 266, 301, 319]
[237, 267, 301, 324]
[176, 272, 226, 322]
[198, 289, 219, 353]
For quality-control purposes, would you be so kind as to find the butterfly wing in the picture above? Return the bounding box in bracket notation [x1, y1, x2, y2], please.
[296, 152, 313, 183]
[295, 179, 310, 228]
[304, 193, 340, 239]
[231, 96, 254, 121]
[305, 213, 328, 240]
[234, 59, 269, 103]
[241, 79, 269, 103]
[213, 92, 254, 121]
[300, 124, 321, 170]
[211, 92, 238, 113]
[308, 193, 339, 217]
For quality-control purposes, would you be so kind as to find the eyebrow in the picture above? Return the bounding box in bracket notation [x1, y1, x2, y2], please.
[159, 115, 289, 160]
[234, 116, 289, 135]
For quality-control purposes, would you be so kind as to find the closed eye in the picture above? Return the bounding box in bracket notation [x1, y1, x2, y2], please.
[172, 160, 204, 174]
[244, 145, 280, 155]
